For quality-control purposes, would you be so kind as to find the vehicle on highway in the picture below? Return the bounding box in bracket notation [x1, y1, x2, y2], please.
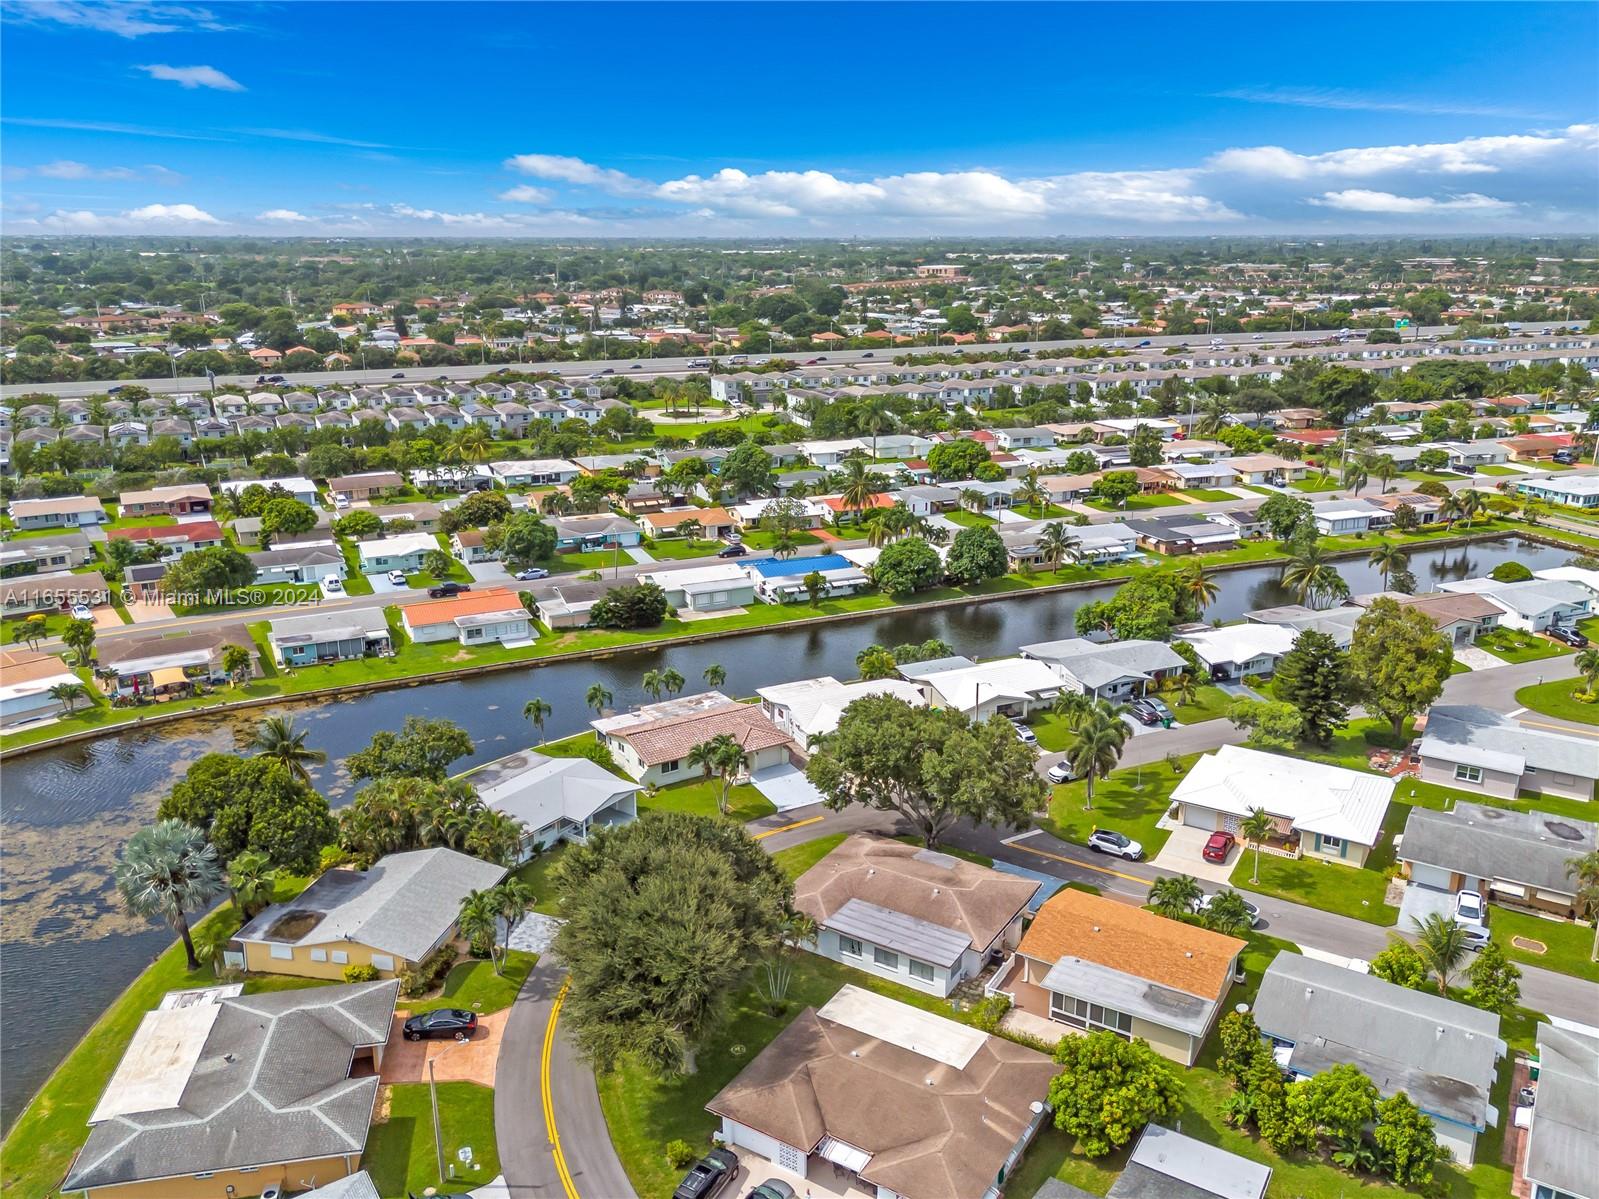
[744, 1182, 795, 1199]
[70, 603, 93, 620]
[1010, 718, 1037, 746]
[1251, 333, 1264, 340]
[392, 372, 406, 378]
[805, 358, 820, 365]
[672, 1148, 739, 1199]
[1135, 339, 1151, 347]
[1129, 696, 1173, 727]
[386, 570, 409, 586]
[1455, 889, 1486, 924]
[630, 363, 642, 370]
[861, 351, 874, 357]
[1202, 831, 1236, 864]
[402, 1008, 477, 1042]
[1548, 625, 1589, 647]
[267, 374, 286, 383]
[1087, 828, 1144, 860]
[717, 542, 748, 558]
[687, 358, 710, 368]
[1046, 760, 1077, 784]
[514, 567, 550, 580]
[323, 577, 343, 593]
[1193, 890, 1261, 926]
[427, 581, 472, 598]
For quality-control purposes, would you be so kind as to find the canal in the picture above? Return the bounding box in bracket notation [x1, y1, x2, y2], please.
[0, 535, 1564, 1126]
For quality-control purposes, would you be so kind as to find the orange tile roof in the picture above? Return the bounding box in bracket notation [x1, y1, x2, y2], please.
[640, 506, 734, 531]
[815, 493, 894, 513]
[611, 702, 792, 767]
[1017, 889, 1245, 1000]
[402, 587, 528, 628]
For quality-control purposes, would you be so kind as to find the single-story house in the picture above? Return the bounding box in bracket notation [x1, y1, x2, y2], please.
[1125, 513, 1239, 556]
[637, 562, 755, 614]
[1437, 577, 1592, 633]
[757, 675, 927, 745]
[1106, 1125, 1271, 1199]
[399, 587, 535, 647]
[1253, 952, 1505, 1165]
[707, 985, 1056, 1199]
[591, 691, 797, 787]
[219, 476, 318, 506]
[228, 848, 506, 979]
[799, 438, 868, 467]
[1243, 603, 1362, 648]
[96, 631, 235, 696]
[993, 888, 1246, 1066]
[794, 835, 1039, 997]
[1225, 454, 1312, 486]
[638, 506, 736, 541]
[897, 655, 1062, 720]
[266, 608, 393, 667]
[550, 514, 641, 551]
[0, 646, 84, 728]
[355, 532, 440, 574]
[408, 466, 493, 492]
[0, 529, 93, 575]
[1534, 565, 1599, 598]
[363, 501, 442, 533]
[730, 496, 828, 530]
[117, 484, 213, 518]
[61, 980, 399, 1199]
[8, 495, 108, 529]
[1311, 498, 1389, 535]
[489, 458, 582, 487]
[1522, 1024, 1599, 1199]
[1170, 744, 1394, 866]
[529, 579, 611, 629]
[467, 748, 638, 857]
[449, 529, 499, 564]
[1516, 475, 1599, 509]
[249, 543, 346, 586]
[1367, 591, 1503, 645]
[1399, 801, 1599, 918]
[1, 569, 109, 615]
[1019, 637, 1187, 700]
[746, 553, 870, 604]
[1418, 704, 1599, 802]
[1182, 622, 1299, 680]
[326, 471, 405, 502]
[891, 484, 961, 516]
[1158, 461, 1238, 490]
[106, 521, 226, 558]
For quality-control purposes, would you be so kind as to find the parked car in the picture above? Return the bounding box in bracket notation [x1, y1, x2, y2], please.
[323, 577, 344, 593]
[1193, 890, 1261, 927]
[515, 567, 550, 581]
[386, 570, 409, 586]
[1046, 760, 1077, 784]
[1548, 625, 1588, 647]
[1129, 696, 1174, 727]
[717, 542, 748, 558]
[1459, 923, 1491, 951]
[744, 1183, 796, 1199]
[1087, 829, 1144, 860]
[672, 1148, 739, 1199]
[402, 1008, 477, 1042]
[1010, 718, 1037, 746]
[69, 602, 94, 620]
[1202, 831, 1236, 864]
[1455, 888, 1487, 924]
[333, 493, 350, 508]
[1553, 449, 1579, 465]
[427, 581, 472, 598]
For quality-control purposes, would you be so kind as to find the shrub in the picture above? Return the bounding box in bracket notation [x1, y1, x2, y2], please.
[398, 968, 427, 998]
[970, 994, 1011, 1033]
[664, 1139, 698, 1169]
[343, 963, 380, 983]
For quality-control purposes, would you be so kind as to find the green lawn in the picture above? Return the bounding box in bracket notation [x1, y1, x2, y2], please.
[170, 580, 323, 616]
[98, 507, 177, 531]
[0, 875, 313, 1197]
[1289, 475, 1343, 493]
[1230, 845, 1394, 924]
[641, 537, 725, 561]
[1010, 502, 1078, 521]
[770, 832, 848, 880]
[1514, 678, 1599, 725]
[943, 508, 997, 527]
[1085, 491, 1185, 511]
[640, 777, 777, 824]
[551, 547, 630, 573]
[1170, 684, 1235, 725]
[365, 1081, 501, 1199]
[1038, 755, 1198, 857]
[1473, 463, 1520, 476]
[1183, 488, 1241, 502]
[0, 610, 73, 645]
[738, 529, 824, 550]
[1488, 906, 1599, 982]
[338, 540, 377, 594]
[1478, 627, 1573, 665]
[401, 949, 539, 1014]
[510, 843, 571, 916]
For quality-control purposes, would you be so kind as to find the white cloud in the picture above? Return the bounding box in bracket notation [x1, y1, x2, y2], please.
[9, 160, 137, 180]
[7, 1, 232, 37]
[124, 202, 218, 223]
[137, 63, 243, 91]
[257, 208, 311, 222]
[238, 128, 391, 149]
[18, 201, 221, 232]
[497, 184, 553, 204]
[1209, 125, 1597, 179]
[1309, 190, 1516, 214]
[504, 153, 648, 195]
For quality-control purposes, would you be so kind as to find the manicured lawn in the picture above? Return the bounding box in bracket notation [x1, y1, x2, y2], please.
[770, 832, 848, 879]
[1230, 846, 1395, 925]
[1489, 906, 1599, 982]
[943, 508, 997, 527]
[1289, 475, 1343, 493]
[1039, 755, 1198, 856]
[1170, 684, 1234, 725]
[402, 949, 539, 1014]
[1010, 502, 1077, 521]
[641, 537, 724, 561]
[0, 610, 73, 644]
[738, 529, 824, 550]
[1478, 627, 1573, 665]
[1183, 488, 1241, 502]
[511, 843, 571, 915]
[0, 876, 312, 1197]
[640, 777, 777, 824]
[338, 540, 376, 594]
[1474, 463, 1520, 476]
[1025, 707, 1081, 752]
[365, 1081, 501, 1198]
[1085, 491, 1185, 511]
[551, 548, 629, 573]
[1515, 678, 1599, 725]
[170, 580, 323, 616]
[98, 508, 177, 531]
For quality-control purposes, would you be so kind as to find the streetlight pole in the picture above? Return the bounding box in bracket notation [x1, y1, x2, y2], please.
[428, 1057, 445, 1187]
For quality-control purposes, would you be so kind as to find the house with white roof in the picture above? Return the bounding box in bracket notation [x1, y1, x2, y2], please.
[637, 562, 756, 614]
[1533, 565, 1599, 598]
[1018, 636, 1188, 700]
[757, 675, 927, 744]
[355, 532, 441, 574]
[1311, 497, 1389, 535]
[1516, 474, 1599, 509]
[897, 655, 1062, 720]
[1181, 622, 1300, 680]
[1439, 577, 1592, 632]
[489, 458, 581, 487]
[1170, 744, 1395, 866]
[218, 476, 318, 506]
[467, 748, 638, 857]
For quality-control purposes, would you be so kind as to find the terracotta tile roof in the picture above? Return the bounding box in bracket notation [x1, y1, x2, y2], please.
[816, 493, 894, 513]
[402, 587, 527, 628]
[107, 521, 223, 543]
[611, 701, 793, 766]
[639, 506, 734, 531]
[1017, 888, 1245, 1001]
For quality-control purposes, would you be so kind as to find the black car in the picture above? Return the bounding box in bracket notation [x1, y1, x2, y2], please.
[672, 1147, 739, 1199]
[427, 581, 472, 598]
[267, 374, 286, 383]
[392, 372, 407, 378]
[402, 1008, 477, 1042]
[1129, 696, 1174, 727]
[1553, 449, 1579, 465]
[716, 542, 748, 558]
[1549, 625, 1589, 647]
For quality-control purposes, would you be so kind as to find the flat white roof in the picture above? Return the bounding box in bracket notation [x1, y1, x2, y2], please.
[817, 984, 986, 1070]
[89, 1003, 220, 1124]
[1183, 622, 1298, 666]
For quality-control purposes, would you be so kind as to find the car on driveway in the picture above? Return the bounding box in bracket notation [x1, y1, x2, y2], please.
[717, 542, 748, 558]
[1010, 718, 1037, 746]
[386, 570, 409, 587]
[323, 577, 344, 594]
[1087, 828, 1144, 860]
[672, 1147, 739, 1199]
[1129, 696, 1174, 727]
[1193, 890, 1261, 927]
[1046, 760, 1077, 784]
[1455, 888, 1486, 924]
[514, 567, 550, 580]
[1202, 830, 1236, 863]
[1548, 625, 1588, 647]
[401, 1008, 477, 1042]
[427, 581, 472, 598]
[70, 603, 94, 620]
[744, 1183, 795, 1199]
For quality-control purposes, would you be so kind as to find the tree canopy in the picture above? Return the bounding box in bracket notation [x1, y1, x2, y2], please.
[345, 715, 476, 782]
[158, 753, 335, 873]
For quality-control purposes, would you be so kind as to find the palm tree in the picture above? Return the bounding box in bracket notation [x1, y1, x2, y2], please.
[959, 487, 986, 514]
[1520, 495, 1547, 526]
[1412, 911, 1472, 994]
[1341, 456, 1369, 496]
[585, 682, 612, 717]
[1241, 807, 1275, 885]
[1370, 455, 1399, 494]
[1281, 541, 1347, 609]
[114, 820, 225, 971]
[1148, 873, 1202, 919]
[1204, 890, 1256, 936]
[661, 667, 685, 696]
[491, 878, 536, 966]
[49, 681, 88, 716]
[1567, 850, 1599, 962]
[250, 715, 326, 782]
[866, 515, 897, 548]
[1575, 648, 1599, 695]
[1457, 488, 1485, 527]
[687, 733, 746, 814]
[674, 516, 703, 543]
[1368, 541, 1410, 588]
[457, 888, 502, 974]
[522, 697, 552, 744]
[702, 663, 726, 689]
[1178, 561, 1220, 617]
[1062, 701, 1129, 812]
[1438, 492, 1465, 530]
[1195, 395, 1229, 438]
[1015, 470, 1048, 517]
[226, 849, 276, 920]
[857, 395, 893, 460]
[1038, 522, 1081, 574]
[641, 669, 665, 701]
[839, 458, 878, 525]
[456, 424, 491, 464]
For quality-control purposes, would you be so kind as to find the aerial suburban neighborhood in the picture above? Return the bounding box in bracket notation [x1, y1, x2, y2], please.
[2, 4, 1598, 1199]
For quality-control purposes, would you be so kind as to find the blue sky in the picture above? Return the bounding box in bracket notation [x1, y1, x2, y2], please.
[2, 1, 1596, 237]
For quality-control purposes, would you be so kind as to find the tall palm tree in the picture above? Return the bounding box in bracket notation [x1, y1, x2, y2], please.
[1457, 488, 1485, 527]
[456, 424, 491, 464]
[1240, 807, 1275, 885]
[857, 395, 894, 461]
[522, 697, 552, 744]
[1567, 850, 1599, 962]
[1438, 493, 1465, 530]
[687, 733, 746, 814]
[1038, 522, 1080, 574]
[1281, 541, 1347, 609]
[49, 681, 88, 716]
[1148, 873, 1201, 919]
[585, 682, 612, 717]
[1368, 541, 1410, 588]
[1370, 455, 1399, 494]
[492, 878, 536, 965]
[114, 820, 225, 971]
[1015, 470, 1048, 517]
[641, 669, 665, 701]
[1412, 912, 1472, 994]
[250, 715, 326, 783]
[1341, 456, 1370, 496]
[839, 458, 878, 526]
[1575, 648, 1599, 695]
[1062, 701, 1129, 812]
[661, 667, 685, 696]
[959, 487, 985, 514]
[1178, 561, 1220, 617]
[457, 888, 502, 974]
[1195, 395, 1229, 438]
[702, 663, 726, 689]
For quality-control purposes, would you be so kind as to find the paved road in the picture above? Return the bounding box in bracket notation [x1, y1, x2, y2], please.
[1441, 655, 1596, 738]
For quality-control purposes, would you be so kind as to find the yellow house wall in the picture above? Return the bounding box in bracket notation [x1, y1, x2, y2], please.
[82, 1154, 358, 1199]
[1130, 1016, 1197, 1065]
[241, 938, 413, 980]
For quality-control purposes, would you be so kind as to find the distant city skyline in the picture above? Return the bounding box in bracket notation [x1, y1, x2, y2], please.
[1, 0, 1595, 237]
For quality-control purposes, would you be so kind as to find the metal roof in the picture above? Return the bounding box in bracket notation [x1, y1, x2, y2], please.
[826, 897, 971, 967]
[1039, 955, 1218, 1037]
[1525, 1024, 1599, 1198]
[1420, 705, 1599, 781]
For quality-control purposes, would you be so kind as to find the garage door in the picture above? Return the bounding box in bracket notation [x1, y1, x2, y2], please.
[1181, 804, 1220, 830]
[1410, 863, 1454, 891]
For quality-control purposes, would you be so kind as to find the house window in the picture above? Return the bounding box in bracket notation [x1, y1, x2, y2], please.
[269, 944, 293, 960]
[838, 936, 863, 958]
[310, 948, 328, 962]
[1455, 764, 1484, 784]
[1320, 835, 1343, 851]
[370, 954, 396, 972]
[908, 959, 935, 983]
[331, 950, 349, 964]
[873, 947, 900, 971]
[660, 759, 680, 775]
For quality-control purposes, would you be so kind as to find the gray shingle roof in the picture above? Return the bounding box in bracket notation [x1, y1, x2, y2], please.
[1399, 802, 1598, 895]
[1420, 705, 1599, 780]
[1018, 637, 1185, 691]
[1526, 1024, 1599, 1198]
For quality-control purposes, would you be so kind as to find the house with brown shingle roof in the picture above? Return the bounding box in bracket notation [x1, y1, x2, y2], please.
[590, 690, 796, 787]
[992, 888, 1245, 1065]
[707, 985, 1055, 1199]
[793, 835, 1039, 997]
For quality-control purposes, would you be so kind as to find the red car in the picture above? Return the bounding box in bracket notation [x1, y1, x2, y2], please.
[1202, 831, 1236, 864]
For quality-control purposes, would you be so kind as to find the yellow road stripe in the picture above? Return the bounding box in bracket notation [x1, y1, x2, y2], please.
[540, 978, 580, 1199]
[1006, 839, 1152, 886]
[1518, 717, 1599, 739]
[752, 814, 824, 840]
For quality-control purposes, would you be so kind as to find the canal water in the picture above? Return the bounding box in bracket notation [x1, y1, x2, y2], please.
[0, 536, 1564, 1126]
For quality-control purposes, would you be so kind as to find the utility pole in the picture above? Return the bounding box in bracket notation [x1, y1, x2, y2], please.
[428, 1057, 445, 1187]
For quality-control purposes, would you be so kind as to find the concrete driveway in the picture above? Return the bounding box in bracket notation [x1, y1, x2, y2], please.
[1149, 823, 1235, 884]
[380, 1009, 507, 1085]
[1397, 882, 1458, 931]
[466, 561, 515, 585]
[363, 572, 411, 595]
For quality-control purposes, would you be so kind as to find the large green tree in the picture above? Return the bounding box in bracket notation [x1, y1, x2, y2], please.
[345, 715, 476, 781]
[161, 545, 257, 597]
[159, 753, 336, 873]
[1348, 597, 1453, 739]
[553, 812, 792, 1075]
[870, 536, 944, 596]
[1047, 1030, 1182, 1157]
[1272, 629, 1352, 746]
[1373, 1092, 1444, 1186]
[500, 511, 557, 567]
[943, 524, 1008, 585]
[114, 820, 226, 971]
[716, 440, 776, 497]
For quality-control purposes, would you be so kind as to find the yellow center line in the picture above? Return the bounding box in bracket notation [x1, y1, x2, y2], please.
[1517, 717, 1599, 739]
[752, 814, 824, 840]
[540, 978, 580, 1199]
[1005, 839, 1153, 886]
